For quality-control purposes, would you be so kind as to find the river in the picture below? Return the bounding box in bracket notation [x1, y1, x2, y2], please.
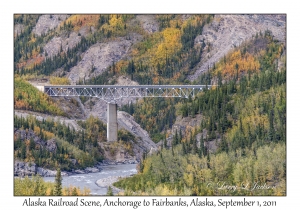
[43, 164, 137, 195]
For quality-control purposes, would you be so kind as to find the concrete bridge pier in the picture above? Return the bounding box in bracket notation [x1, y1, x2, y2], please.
[107, 103, 118, 142]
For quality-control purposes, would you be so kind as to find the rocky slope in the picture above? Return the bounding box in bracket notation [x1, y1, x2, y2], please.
[14, 127, 57, 151]
[14, 110, 83, 131]
[14, 24, 24, 36]
[67, 34, 142, 84]
[14, 160, 68, 177]
[160, 113, 220, 153]
[32, 14, 69, 36]
[14, 127, 64, 177]
[14, 160, 103, 177]
[43, 31, 82, 58]
[189, 14, 286, 81]
[33, 16, 144, 83]
[136, 15, 159, 34]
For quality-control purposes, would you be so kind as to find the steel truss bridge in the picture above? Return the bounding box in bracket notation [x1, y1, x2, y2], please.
[44, 85, 213, 102]
[44, 85, 213, 142]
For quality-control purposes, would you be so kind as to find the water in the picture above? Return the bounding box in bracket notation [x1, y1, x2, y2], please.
[43, 164, 137, 195]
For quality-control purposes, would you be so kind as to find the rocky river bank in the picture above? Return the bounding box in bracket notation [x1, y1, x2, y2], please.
[14, 159, 138, 177]
[41, 163, 138, 195]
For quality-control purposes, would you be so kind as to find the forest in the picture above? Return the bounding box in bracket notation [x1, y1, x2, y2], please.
[114, 32, 286, 196]
[14, 115, 136, 171]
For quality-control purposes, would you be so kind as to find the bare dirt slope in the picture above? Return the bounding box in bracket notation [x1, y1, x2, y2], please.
[189, 14, 286, 81]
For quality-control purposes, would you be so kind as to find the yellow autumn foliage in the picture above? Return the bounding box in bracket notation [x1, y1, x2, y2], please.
[14, 175, 91, 196]
[151, 28, 182, 65]
[49, 76, 70, 85]
[213, 50, 260, 78]
[63, 15, 100, 31]
[109, 14, 124, 30]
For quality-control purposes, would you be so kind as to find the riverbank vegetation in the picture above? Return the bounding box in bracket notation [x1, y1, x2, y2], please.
[14, 174, 90, 196]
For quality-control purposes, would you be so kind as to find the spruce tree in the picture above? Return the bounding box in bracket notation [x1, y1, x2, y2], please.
[182, 142, 186, 155]
[200, 134, 205, 157]
[219, 136, 228, 153]
[179, 130, 182, 142]
[268, 109, 274, 141]
[72, 187, 78, 196]
[173, 130, 178, 146]
[54, 168, 62, 196]
[164, 137, 167, 149]
[192, 136, 198, 154]
[106, 186, 113, 196]
[206, 147, 210, 169]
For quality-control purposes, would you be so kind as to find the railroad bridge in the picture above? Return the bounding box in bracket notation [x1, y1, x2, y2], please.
[43, 85, 213, 141]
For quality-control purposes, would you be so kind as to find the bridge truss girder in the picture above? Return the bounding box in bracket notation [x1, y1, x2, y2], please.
[44, 85, 212, 103]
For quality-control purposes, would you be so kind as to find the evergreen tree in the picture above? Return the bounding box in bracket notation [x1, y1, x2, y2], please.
[54, 168, 62, 196]
[106, 186, 114, 196]
[218, 135, 228, 153]
[33, 175, 47, 196]
[173, 130, 179, 146]
[268, 109, 275, 141]
[164, 136, 167, 149]
[72, 187, 78, 196]
[182, 142, 187, 155]
[192, 136, 198, 154]
[20, 143, 26, 159]
[200, 134, 205, 157]
[179, 130, 182, 142]
[206, 147, 210, 168]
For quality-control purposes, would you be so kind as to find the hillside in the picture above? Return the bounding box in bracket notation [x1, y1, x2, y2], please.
[114, 33, 286, 195]
[14, 14, 286, 195]
[189, 14, 286, 81]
